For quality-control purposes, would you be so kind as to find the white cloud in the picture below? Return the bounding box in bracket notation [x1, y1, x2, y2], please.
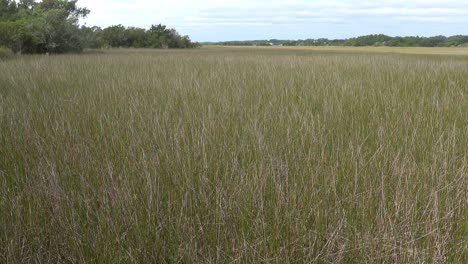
[77, 0, 468, 41]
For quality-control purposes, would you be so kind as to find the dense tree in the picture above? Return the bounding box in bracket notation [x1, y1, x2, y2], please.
[0, 20, 24, 52]
[1, 1, 198, 54]
[0, 0, 89, 53]
[147, 23, 169, 48]
[100, 24, 127, 48]
[345, 34, 392, 46]
[93, 23, 199, 49]
[126, 27, 146, 48]
[79, 25, 102, 49]
[0, 0, 18, 21]
[0, 19, 33, 53]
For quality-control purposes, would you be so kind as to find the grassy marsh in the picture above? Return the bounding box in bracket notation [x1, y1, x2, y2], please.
[0, 47, 467, 263]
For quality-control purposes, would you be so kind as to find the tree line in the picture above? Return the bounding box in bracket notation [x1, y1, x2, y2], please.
[207, 34, 468, 47]
[0, 0, 199, 54]
[80, 24, 199, 50]
[2, 0, 467, 54]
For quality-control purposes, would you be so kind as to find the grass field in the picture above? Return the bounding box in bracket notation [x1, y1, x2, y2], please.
[1, 47, 467, 263]
[206, 45, 468, 56]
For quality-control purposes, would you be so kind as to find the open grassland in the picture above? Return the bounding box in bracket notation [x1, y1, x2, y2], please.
[0, 47, 467, 263]
[207, 45, 468, 56]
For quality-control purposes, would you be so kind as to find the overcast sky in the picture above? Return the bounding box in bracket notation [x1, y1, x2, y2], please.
[78, 0, 468, 42]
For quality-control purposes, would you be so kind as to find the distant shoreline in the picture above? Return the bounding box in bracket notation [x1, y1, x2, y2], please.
[198, 45, 468, 56]
[201, 34, 468, 48]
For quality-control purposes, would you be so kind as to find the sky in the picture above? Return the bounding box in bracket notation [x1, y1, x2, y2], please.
[78, 0, 468, 42]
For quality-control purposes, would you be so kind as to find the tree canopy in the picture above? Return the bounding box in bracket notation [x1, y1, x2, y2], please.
[0, 0, 198, 54]
[0, 0, 90, 53]
[82, 23, 198, 49]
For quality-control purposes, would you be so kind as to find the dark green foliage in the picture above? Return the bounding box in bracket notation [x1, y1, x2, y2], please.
[100, 24, 128, 48]
[125, 27, 147, 48]
[0, 0, 89, 53]
[1, 1, 197, 53]
[0, 20, 28, 53]
[345, 34, 393, 46]
[0, 46, 13, 59]
[27, 8, 86, 53]
[93, 23, 199, 49]
[0, 0, 18, 21]
[79, 25, 102, 49]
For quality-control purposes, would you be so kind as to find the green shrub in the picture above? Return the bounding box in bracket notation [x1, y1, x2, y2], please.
[0, 47, 13, 59]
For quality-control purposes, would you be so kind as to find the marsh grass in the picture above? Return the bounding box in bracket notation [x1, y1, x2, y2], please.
[0, 47, 467, 263]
